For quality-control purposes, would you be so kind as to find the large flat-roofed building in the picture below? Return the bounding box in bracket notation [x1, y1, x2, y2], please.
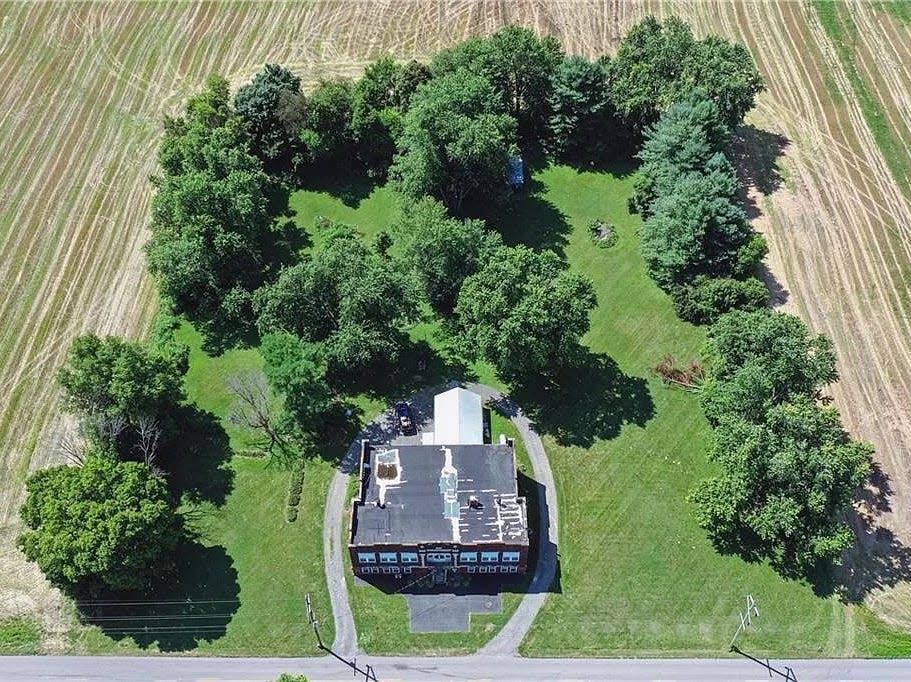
[348, 388, 529, 579]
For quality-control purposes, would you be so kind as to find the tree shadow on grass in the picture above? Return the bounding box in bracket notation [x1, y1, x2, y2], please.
[299, 161, 379, 208]
[332, 336, 478, 407]
[511, 350, 655, 448]
[482, 179, 572, 257]
[261, 218, 311, 280]
[158, 404, 234, 507]
[72, 540, 240, 652]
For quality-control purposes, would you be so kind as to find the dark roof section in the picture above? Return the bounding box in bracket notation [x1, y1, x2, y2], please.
[352, 443, 528, 547]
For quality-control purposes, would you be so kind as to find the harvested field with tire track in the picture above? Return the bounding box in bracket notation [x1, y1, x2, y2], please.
[1, 0, 910, 650]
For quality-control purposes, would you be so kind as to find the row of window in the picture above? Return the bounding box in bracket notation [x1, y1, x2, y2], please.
[356, 550, 521, 564]
[358, 551, 419, 564]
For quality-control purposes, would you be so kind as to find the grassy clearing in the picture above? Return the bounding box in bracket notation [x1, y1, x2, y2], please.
[813, 1, 911, 198]
[0, 618, 42, 654]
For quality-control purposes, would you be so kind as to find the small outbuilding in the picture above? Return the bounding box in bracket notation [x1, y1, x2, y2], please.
[432, 387, 484, 445]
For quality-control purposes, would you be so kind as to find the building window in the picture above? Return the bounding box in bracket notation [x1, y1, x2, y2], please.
[459, 552, 478, 563]
[379, 552, 397, 563]
[499, 566, 509, 573]
[479, 566, 488, 573]
[404, 567, 413, 574]
[400, 552, 419, 563]
[391, 566, 401, 573]
[357, 552, 377, 564]
[508, 566, 518, 573]
[502, 551, 520, 563]
[467, 566, 477, 573]
[426, 553, 452, 564]
[481, 551, 499, 563]
[382, 567, 394, 574]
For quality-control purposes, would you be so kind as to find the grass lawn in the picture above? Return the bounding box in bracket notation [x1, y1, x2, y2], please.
[512, 165, 911, 657]
[0, 618, 42, 654]
[65, 162, 911, 657]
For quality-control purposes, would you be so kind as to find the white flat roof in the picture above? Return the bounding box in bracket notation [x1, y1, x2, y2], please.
[433, 387, 483, 445]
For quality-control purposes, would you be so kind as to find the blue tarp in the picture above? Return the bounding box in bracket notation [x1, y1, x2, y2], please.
[508, 157, 524, 187]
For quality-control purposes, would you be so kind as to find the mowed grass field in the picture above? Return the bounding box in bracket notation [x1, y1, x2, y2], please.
[2, 0, 911, 654]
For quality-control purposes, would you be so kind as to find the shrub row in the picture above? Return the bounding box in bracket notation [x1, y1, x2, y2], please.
[285, 460, 305, 523]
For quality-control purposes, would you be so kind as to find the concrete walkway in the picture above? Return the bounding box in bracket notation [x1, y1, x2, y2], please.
[322, 382, 559, 657]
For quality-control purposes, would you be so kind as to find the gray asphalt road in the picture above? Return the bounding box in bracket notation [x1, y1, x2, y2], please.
[2, 654, 911, 681]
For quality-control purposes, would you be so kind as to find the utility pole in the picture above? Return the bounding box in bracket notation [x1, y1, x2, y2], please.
[306, 594, 378, 682]
[728, 594, 798, 681]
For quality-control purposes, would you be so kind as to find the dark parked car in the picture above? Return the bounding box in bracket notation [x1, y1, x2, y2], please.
[395, 402, 415, 434]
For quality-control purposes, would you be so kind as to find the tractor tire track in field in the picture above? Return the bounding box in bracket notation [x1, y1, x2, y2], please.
[2, 0, 911, 649]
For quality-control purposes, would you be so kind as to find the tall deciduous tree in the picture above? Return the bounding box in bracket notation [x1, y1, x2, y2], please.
[432, 26, 562, 139]
[350, 57, 415, 174]
[261, 333, 332, 449]
[301, 77, 354, 164]
[18, 452, 181, 593]
[234, 64, 307, 176]
[690, 397, 872, 577]
[391, 70, 517, 211]
[58, 335, 187, 425]
[149, 78, 277, 336]
[394, 197, 502, 314]
[254, 227, 419, 380]
[700, 309, 838, 424]
[609, 16, 763, 137]
[456, 246, 596, 380]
